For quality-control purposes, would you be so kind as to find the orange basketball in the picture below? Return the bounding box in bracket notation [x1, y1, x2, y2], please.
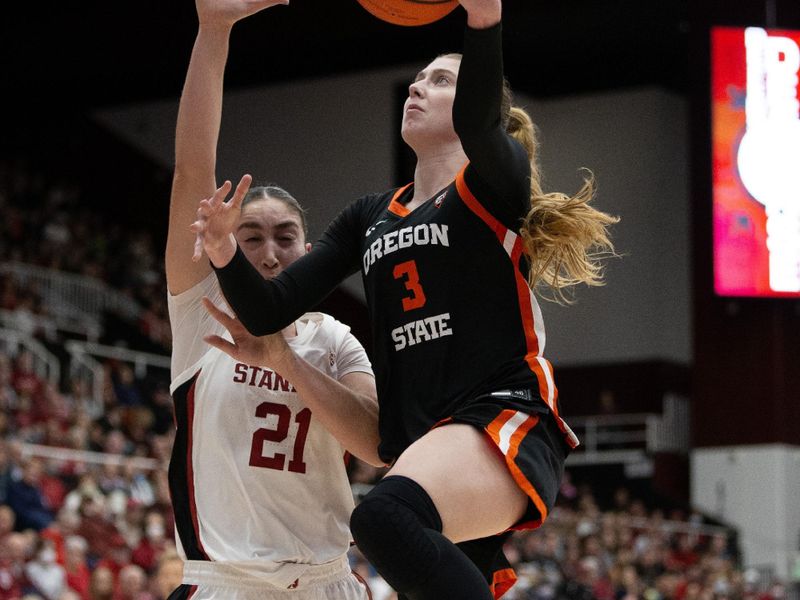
[355, 0, 459, 26]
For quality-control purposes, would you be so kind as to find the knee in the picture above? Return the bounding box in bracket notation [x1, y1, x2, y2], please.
[349, 491, 396, 551]
[349, 475, 442, 554]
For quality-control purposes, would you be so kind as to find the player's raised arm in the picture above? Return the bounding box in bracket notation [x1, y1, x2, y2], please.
[166, 0, 288, 295]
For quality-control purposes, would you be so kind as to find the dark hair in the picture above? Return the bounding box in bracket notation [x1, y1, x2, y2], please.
[243, 185, 308, 236]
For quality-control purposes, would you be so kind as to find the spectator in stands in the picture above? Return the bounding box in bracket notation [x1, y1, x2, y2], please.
[115, 501, 144, 554]
[87, 566, 114, 600]
[0, 506, 15, 545]
[74, 496, 123, 567]
[101, 433, 127, 460]
[110, 367, 141, 409]
[113, 565, 153, 600]
[63, 476, 103, 516]
[62, 536, 90, 600]
[96, 464, 126, 499]
[94, 534, 130, 583]
[7, 459, 54, 531]
[669, 533, 701, 570]
[0, 532, 31, 599]
[11, 351, 42, 400]
[63, 379, 99, 422]
[129, 513, 166, 574]
[150, 553, 181, 600]
[40, 507, 81, 566]
[24, 538, 66, 600]
[0, 444, 14, 505]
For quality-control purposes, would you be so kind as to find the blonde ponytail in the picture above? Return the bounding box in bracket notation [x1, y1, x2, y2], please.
[507, 105, 619, 303]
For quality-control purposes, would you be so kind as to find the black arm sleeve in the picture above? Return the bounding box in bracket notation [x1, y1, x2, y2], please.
[213, 198, 366, 336]
[452, 22, 531, 226]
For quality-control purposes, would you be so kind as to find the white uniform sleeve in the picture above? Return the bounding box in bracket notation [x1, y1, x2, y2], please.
[166, 272, 229, 379]
[334, 330, 373, 380]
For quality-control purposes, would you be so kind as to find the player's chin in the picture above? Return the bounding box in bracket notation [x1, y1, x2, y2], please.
[401, 122, 424, 147]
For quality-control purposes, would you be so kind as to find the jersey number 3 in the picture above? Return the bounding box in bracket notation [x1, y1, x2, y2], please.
[249, 402, 311, 473]
[393, 260, 427, 311]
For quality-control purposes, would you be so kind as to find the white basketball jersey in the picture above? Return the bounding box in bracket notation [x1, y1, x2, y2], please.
[167, 274, 373, 567]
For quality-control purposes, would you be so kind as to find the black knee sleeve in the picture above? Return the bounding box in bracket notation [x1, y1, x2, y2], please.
[350, 475, 442, 590]
[350, 476, 493, 599]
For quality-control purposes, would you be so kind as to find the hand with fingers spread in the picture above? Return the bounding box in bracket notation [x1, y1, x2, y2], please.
[191, 174, 253, 267]
[201, 296, 295, 373]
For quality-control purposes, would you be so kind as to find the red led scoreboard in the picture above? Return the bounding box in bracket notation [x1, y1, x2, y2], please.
[711, 26, 800, 297]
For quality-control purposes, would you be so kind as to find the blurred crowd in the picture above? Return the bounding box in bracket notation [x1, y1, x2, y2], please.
[0, 159, 792, 600]
[348, 461, 787, 600]
[0, 344, 178, 600]
[0, 157, 170, 351]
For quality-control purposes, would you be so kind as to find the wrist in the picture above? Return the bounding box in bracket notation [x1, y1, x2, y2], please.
[197, 21, 235, 35]
[270, 343, 299, 379]
[466, 10, 501, 29]
[206, 234, 237, 268]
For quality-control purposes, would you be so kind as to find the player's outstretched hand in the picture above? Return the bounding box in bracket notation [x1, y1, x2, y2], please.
[191, 174, 251, 267]
[196, 0, 289, 29]
[202, 296, 295, 373]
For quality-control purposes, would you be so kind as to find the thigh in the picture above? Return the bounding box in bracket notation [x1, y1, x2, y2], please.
[387, 423, 528, 543]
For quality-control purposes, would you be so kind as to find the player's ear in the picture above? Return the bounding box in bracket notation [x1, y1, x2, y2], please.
[305, 242, 312, 254]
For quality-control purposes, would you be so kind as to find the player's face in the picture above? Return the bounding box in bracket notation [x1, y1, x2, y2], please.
[235, 198, 310, 280]
[401, 56, 462, 148]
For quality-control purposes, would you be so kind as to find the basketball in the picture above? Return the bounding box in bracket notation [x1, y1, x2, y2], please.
[355, 0, 459, 27]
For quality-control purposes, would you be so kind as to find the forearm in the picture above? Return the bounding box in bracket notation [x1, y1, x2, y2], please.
[214, 241, 356, 335]
[453, 23, 504, 149]
[275, 353, 382, 466]
[453, 20, 530, 220]
[173, 25, 231, 181]
[167, 24, 233, 293]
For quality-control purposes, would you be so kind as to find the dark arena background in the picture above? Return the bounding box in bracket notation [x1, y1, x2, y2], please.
[2, 0, 800, 598]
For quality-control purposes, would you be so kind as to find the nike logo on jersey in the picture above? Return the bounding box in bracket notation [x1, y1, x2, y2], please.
[365, 220, 388, 237]
[363, 223, 449, 274]
[391, 312, 453, 351]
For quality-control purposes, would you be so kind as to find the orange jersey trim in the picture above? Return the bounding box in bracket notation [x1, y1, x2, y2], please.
[455, 168, 556, 409]
[485, 409, 548, 529]
[454, 168, 507, 243]
[491, 568, 518, 599]
[387, 183, 413, 217]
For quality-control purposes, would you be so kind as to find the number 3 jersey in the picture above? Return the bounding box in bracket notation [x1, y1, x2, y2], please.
[166, 273, 373, 567]
[211, 23, 578, 466]
[320, 168, 575, 464]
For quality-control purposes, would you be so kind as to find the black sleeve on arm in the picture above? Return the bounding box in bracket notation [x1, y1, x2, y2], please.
[213, 200, 364, 336]
[452, 22, 531, 224]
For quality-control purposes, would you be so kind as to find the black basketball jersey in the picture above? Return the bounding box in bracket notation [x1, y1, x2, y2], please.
[318, 159, 577, 461]
[214, 23, 578, 463]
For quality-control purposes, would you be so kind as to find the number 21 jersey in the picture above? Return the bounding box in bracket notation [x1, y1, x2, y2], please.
[167, 274, 373, 567]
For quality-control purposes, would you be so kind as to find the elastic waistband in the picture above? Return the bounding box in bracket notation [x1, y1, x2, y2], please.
[182, 555, 350, 590]
[484, 389, 580, 448]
